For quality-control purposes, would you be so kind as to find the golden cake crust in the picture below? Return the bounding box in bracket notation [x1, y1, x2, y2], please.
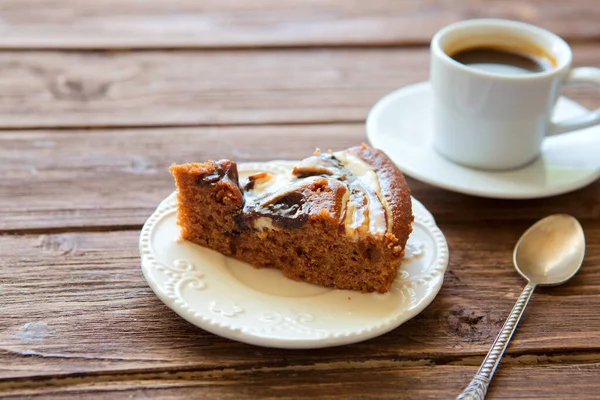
[347, 145, 413, 248]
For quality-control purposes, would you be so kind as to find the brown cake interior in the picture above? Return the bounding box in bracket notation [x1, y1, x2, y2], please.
[170, 146, 412, 293]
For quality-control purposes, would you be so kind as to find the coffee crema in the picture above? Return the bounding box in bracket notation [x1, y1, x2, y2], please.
[447, 43, 557, 75]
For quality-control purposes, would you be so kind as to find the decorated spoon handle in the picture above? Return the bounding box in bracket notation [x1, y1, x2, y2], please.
[456, 283, 536, 400]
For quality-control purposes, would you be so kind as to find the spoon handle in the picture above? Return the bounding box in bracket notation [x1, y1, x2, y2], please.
[456, 283, 536, 400]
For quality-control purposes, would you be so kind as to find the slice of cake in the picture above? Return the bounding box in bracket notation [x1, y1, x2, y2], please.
[169, 145, 413, 293]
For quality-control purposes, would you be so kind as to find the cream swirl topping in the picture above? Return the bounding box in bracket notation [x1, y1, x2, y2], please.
[240, 150, 391, 238]
[332, 151, 390, 237]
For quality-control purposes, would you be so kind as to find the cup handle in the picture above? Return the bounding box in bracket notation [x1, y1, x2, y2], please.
[549, 67, 600, 135]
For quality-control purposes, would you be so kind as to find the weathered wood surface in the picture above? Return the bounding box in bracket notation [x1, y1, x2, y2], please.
[1, 126, 599, 232]
[2, 363, 600, 399]
[0, 46, 598, 129]
[0, 0, 599, 49]
[2, 1, 600, 398]
[1, 228, 599, 397]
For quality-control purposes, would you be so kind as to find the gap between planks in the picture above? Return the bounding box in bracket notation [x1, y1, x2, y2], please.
[0, 43, 434, 53]
[0, 36, 599, 52]
[0, 119, 366, 132]
[0, 224, 143, 236]
[0, 35, 599, 52]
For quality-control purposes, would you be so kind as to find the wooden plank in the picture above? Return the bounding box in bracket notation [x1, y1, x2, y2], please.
[0, 46, 598, 129]
[1, 227, 599, 380]
[1, 125, 599, 232]
[1, 362, 599, 399]
[0, 1, 599, 49]
[0, 125, 363, 231]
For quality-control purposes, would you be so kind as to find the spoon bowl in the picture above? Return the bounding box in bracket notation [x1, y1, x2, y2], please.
[514, 214, 586, 286]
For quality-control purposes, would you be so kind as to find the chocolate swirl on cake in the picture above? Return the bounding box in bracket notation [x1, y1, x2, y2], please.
[239, 149, 393, 238]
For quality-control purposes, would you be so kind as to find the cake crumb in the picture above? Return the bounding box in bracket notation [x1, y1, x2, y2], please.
[361, 142, 368, 149]
[327, 149, 333, 154]
[313, 148, 321, 156]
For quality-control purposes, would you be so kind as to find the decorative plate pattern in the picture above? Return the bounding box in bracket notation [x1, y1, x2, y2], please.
[140, 161, 449, 349]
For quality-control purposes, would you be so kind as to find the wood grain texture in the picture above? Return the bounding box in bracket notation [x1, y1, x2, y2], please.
[1, 126, 599, 231]
[2, 1, 600, 398]
[1, 227, 599, 380]
[2, 362, 600, 399]
[0, 46, 598, 129]
[0, 0, 599, 49]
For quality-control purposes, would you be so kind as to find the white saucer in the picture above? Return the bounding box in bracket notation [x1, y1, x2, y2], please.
[367, 81, 600, 199]
[140, 161, 449, 349]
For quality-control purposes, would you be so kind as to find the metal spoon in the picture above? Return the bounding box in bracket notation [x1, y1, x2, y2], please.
[457, 214, 585, 400]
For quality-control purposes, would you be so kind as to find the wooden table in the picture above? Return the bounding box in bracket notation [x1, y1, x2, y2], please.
[1, 1, 599, 399]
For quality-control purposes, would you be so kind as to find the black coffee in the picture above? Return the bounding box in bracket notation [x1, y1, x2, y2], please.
[450, 47, 555, 75]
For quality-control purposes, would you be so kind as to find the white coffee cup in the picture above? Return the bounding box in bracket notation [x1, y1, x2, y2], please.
[430, 19, 600, 170]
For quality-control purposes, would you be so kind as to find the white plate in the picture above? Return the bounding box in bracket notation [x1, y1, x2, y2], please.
[367, 81, 600, 199]
[140, 161, 449, 349]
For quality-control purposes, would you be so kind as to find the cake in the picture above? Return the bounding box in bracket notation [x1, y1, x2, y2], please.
[169, 145, 413, 293]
